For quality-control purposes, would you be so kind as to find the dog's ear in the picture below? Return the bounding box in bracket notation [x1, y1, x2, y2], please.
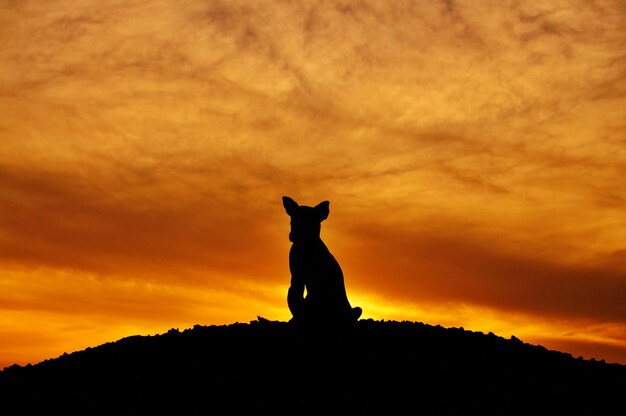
[315, 200, 330, 221]
[282, 196, 299, 217]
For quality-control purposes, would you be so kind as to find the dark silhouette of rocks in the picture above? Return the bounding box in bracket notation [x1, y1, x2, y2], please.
[1, 318, 624, 415]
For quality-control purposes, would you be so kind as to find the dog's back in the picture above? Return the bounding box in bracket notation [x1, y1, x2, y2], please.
[289, 237, 351, 313]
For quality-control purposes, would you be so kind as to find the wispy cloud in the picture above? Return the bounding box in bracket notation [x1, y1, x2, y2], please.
[1, 0, 626, 366]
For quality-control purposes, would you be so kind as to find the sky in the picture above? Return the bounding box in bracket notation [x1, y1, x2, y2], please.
[1, 0, 626, 368]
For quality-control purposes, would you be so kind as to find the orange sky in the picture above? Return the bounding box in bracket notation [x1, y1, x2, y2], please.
[1, 0, 626, 368]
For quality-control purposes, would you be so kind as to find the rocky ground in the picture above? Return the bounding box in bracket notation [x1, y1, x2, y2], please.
[1, 318, 624, 415]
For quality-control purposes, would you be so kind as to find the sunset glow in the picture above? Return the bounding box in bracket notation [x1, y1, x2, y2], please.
[2, 0, 626, 368]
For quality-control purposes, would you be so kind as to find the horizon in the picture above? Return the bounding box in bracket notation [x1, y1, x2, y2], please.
[1, 0, 626, 368]
[4, 317, 626, 371]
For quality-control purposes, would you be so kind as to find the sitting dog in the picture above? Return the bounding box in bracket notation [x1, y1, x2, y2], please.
[282, 196, 362, 325]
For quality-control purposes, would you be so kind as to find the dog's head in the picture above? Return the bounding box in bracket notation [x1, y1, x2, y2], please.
[282, 196, 330, 243]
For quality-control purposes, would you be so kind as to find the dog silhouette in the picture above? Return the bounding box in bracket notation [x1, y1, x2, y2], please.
[282, 196, 362, 325]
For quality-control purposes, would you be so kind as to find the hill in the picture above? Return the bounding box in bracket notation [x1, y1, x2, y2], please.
[1, 318, 624, 415]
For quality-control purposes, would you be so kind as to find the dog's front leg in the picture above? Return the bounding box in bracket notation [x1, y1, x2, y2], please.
[287, 272, 305, 319]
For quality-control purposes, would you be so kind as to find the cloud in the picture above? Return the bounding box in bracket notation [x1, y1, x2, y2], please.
[0, 161, 288, 281]
[1, 0, 626, 365]
[343, 224, 626, 324]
